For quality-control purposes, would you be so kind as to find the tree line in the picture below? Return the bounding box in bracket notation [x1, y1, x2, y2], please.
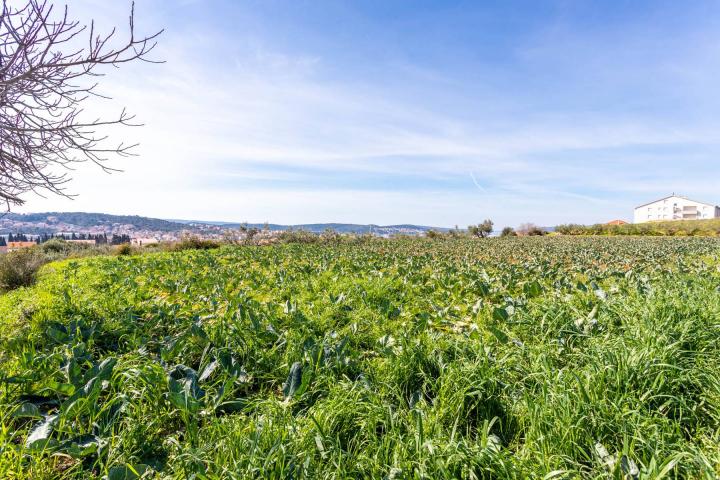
[0, 233, 132, 246]
[427, 221, 548, 239]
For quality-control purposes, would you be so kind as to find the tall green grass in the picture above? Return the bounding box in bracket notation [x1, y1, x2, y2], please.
[0, 238, 719, 478]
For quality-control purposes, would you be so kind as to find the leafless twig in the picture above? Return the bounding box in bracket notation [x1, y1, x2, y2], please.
[0, 1, 163, 209]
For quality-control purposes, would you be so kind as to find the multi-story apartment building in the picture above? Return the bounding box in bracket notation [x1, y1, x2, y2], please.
[634, 194, 720, 223]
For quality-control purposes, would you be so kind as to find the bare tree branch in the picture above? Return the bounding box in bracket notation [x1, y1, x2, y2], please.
[0, 0, 163, 209]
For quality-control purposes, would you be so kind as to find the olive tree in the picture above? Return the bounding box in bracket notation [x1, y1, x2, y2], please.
[468, 219, 493, 238]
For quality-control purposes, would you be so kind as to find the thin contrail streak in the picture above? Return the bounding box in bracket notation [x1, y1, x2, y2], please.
[470, 172, 487, 193]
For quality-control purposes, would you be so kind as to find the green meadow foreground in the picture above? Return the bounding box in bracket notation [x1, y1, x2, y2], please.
[1, 238, 720, 479]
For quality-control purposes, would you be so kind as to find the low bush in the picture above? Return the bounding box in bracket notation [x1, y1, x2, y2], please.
[37, 238, 107, 260]
[37, 238, 70, 255]
[277, 229, 321, 244]
[0, 248, 48, 292]
[171, 236, 221, 251]
[426, 229, 443, 239]
[525, 226, 546, 236]
[320, 228, 342, 244]
[517, 223, 547, 236]
[115, 243, 133, 256]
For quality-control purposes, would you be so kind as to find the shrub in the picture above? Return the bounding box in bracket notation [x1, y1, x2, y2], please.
[426, 229, 442, 239]
[321, 228, 342, 244]
[500, 227, 517, 237]
[172, 236, 221, 251]
[518, 223, 546, 236]
[38, 238, 104, 260]
[115, 244, 133, 256]
[347, 233, 377, 245]
[556, 218, 720, 236]
[556, 224, 586, 235]
[518, 223, 537, 236]
[38, 238, 70, 255]
[0, 249, 48, 292]
[277, 229, 320, 244]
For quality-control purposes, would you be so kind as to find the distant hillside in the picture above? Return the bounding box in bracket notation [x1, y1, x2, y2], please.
[174, 220, 448, 235]
[1, 212, 448, 236]
[0, 212, 194, 235]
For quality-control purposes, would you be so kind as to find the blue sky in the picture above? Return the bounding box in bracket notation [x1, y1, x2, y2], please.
[20, 0, 720, 227]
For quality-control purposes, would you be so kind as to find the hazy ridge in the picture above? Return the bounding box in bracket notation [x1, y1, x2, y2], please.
[1, 212, 448, 236]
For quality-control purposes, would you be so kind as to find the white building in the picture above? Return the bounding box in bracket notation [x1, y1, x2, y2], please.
[634, 195, 720, 223]
[131, 237, 159, 247]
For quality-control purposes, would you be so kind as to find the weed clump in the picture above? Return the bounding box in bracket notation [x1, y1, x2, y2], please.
[115, 243, 133, 256]
[0, 248, 47, 291]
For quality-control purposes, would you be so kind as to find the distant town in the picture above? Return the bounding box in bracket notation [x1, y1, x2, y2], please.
[0, 193, 717, 253]
[0, 212, 446, 251]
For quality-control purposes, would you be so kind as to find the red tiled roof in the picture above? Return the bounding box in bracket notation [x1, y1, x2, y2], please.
[7, 242, 37, 249]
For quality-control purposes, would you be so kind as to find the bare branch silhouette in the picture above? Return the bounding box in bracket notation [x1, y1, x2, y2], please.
[0, 1, 163, 209]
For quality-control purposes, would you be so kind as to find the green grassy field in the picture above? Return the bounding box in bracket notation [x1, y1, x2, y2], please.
[1, 237, 720, 479]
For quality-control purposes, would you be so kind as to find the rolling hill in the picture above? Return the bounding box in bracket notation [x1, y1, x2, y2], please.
[1, 212, 448, 236]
